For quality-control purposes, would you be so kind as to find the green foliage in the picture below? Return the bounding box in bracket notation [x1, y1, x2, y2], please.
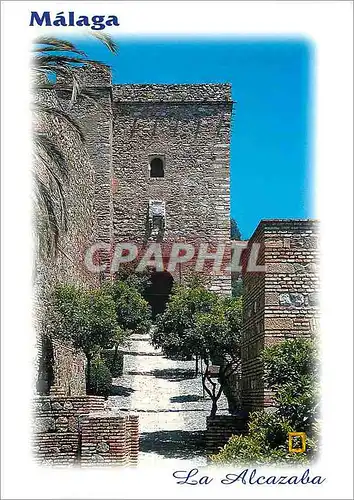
[262, 338, 320, 432]
[52, 284, 121, 358]
[212, 411, 319, 465]
[101, 349, 124, 377]
[88, 357, 112, 398]
[103, 280, 152, 334]
[230, 218, 242, 240]
[262, 338, 319, 388]
[211, 338, 320, 465]
[153, 283, 243, 416]
[152, 284, 219, 358]
[114, 263, 152, 295]
[231, 277, 243, 298]
[153, 284, 242, 361]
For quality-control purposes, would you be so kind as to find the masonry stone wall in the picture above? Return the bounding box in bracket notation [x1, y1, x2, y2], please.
[112, 84, 232, 294]
[34, 82, 100, 396]
[81, 413, 139, 466]
[241, 219, 320, 411]
[33, 395, 139, 466]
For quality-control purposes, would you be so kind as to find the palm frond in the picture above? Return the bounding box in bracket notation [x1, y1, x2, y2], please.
[33, 133, 68, 181]
[33, 37, 87, 56]
[34, 151, 68, 230]
[90, 32, 118, 54]
[33, 54, 107, 69]
[33, 172, 60, 256]
[33, 103, 85, 142]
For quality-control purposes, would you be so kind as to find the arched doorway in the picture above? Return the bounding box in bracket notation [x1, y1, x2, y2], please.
[145, 271, 174, 319]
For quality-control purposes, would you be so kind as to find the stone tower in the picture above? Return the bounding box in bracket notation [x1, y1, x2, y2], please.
[112, 83, 233, 310]
[55, 68, 233, 313]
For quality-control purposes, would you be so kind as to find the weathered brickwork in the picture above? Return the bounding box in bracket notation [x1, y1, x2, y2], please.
[241, 219, 320, 411]
[33, 395, 138, 466]
[112, 84, 232, 294]
[81, 413, 139, 466]
[206, 415, 248, 456]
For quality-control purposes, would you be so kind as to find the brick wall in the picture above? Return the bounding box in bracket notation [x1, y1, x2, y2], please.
[80, 413, 139, 466]
[33, 396, 139, 466]
[206, 415, 248, 455]
[241, 219, 320, 411]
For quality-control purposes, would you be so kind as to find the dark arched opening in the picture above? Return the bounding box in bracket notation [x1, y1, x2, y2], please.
[150, 157, 164, 178]
[145, 271, 173, 319]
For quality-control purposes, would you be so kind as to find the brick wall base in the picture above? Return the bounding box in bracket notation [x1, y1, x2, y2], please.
[33, 396, 139, 467]
[206, 415, 247, 456]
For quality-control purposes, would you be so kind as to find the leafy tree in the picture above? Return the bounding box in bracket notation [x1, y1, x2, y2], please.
[103, 280, 152, 366]
[211, 338, 320, 465]
[153, 284, 243, 416]
[113, 263, 152, 295]
[32, 35, 117, 258]
[152, 284, 219, 359]
[193, 297, 242, 417]
[51, 284, 122, 390]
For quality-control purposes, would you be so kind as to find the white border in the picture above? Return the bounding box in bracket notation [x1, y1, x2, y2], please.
[1, 1, 353, 499]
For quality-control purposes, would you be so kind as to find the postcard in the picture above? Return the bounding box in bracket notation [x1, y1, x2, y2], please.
[1, 1, 353, 499]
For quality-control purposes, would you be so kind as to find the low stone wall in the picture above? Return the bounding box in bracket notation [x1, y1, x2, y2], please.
[33, 395, 139, 467]
[81, 413, 139, 466]
[206, 415, 247, 456]
[33, 432, 79, 466]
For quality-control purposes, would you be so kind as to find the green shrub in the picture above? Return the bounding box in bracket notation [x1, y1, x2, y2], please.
[211, 411, 319, 465]
[101, 348, 124, 377]
[211, 338, 320, 465]
[88, 357, 112, 398]
[114, 263, 152, 295]
[262, 338, 319, 388]
[103, 280, 152, 334]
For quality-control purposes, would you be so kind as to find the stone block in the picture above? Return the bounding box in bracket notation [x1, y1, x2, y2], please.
[266, 263, 295, 274]
[264, 317, 293, 330]
[279, 293, 304, 307]
[264, 239, 283, 248]
[34, 416, 56, 433]
[96, 441, 110, 453]
[264, 292, 278, 305]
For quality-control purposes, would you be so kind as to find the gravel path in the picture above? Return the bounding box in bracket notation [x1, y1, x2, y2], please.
[108, 333, 229, 465]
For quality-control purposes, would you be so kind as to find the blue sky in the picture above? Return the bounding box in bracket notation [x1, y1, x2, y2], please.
[74, 36, 313, 239]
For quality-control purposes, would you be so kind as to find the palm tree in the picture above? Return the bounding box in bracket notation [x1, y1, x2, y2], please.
[32, 34, 117, 258]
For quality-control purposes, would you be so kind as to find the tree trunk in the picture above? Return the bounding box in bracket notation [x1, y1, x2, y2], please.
[210, 399, 218, 418]
[195, 355, 198, 376]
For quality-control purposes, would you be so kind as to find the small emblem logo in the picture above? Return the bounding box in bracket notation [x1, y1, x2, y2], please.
[288, 432, 306, 453]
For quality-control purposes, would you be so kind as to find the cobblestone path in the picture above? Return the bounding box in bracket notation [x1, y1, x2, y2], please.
[108, 333, 228, 465]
